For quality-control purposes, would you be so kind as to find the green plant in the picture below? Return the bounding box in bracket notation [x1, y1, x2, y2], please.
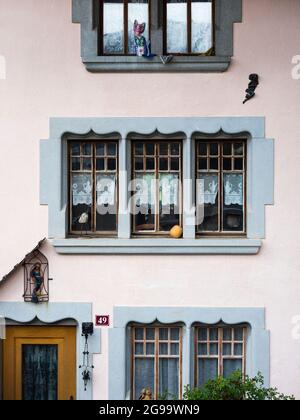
[183, 372, 295, 401]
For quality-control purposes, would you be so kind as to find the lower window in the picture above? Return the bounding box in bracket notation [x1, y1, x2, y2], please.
[194, 325, 247, 387]
[131, 325, 182, 400]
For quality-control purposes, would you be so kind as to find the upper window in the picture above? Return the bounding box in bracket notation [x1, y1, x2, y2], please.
[196, 140, 246, 235]
[194, 325, 247, 388]
[165, 0, 214, 55]
[132, 141, 182, 235]
[72, 0, 242, 71]
[131, 325, 182, 400]
[69, 141, 118, 235]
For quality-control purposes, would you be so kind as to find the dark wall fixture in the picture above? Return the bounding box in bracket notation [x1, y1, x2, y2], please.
[79, 323, 95, 391]
[243, 74, 259, 104]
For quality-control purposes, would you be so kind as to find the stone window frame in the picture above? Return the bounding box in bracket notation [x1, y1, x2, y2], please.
[40, 116, 274, 255]
[108, 306, 270, 400]
[72, 0, 242, 72]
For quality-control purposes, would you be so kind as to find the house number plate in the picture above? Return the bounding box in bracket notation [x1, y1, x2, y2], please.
[95, 315, 110, 326]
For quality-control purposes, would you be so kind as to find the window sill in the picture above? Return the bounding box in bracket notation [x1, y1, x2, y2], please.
[51, 238, 262, 255]
[83, 55, 231, 73]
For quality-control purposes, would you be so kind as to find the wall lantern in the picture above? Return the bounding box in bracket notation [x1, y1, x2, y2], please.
[79, 322, 95, 391]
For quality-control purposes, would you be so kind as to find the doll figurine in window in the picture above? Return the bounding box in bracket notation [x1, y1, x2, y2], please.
[133, 20, 149, 57]
[139, 388, 153, 400]
[31, 263, 44, 304]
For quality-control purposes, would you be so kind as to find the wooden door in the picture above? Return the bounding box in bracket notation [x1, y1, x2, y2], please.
[3, 326, 76, 400]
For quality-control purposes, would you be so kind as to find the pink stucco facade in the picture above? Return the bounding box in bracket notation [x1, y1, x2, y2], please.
[0, 0, 300, 399]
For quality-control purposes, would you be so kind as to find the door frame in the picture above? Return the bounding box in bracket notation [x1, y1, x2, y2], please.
[0, 302, 101, 400]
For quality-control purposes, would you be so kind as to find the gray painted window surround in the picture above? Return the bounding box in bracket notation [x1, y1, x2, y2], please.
[0, 302, 101, 401]
[72, 0, 242, 72]
[40, 117, 274, 255]
[109, 306, 270, 400]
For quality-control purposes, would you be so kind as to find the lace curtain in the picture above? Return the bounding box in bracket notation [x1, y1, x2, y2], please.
[197, 174, 219, 205]
[96, 175, 116, 206]
[224, 174, 243, 206]
[72, 174, 92, 206]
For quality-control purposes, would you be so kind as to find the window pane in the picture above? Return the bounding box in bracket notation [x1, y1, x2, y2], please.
[197, 174, 219, 232]
[159, 343, 168, 355]
[146, 158, 155, 171]
[135, 343, 144, 355]
[103, 1, 124, 54]
[145, 143, 155, 155]
[135, 328, 144, 340]
[22, 345, 58, 401]
[192, 0, 213, 53]
[198, 142, 207, 156]
[96, 174, 117, 232]
[83, 158, 92, 171]
[170, 343, 179, 355]
[198, 328, 207, 341]
[107, 158, 117, 171]
[135, 143, 144, 155]
[210, 158, 218, 171]
[82, 143, 92, 156]
[167, 0, 188, 53]
[71, 143, 81, 156]
[171, 143, 180, 155]
[159, 358, 179, 399]
[223, 174, 244, 231]
[234, 158, 243, 171]
[209, 343, 218, 356]
[222, 343, 232, 356]
[128, 0, 149, 55]
[223, 158, 232, 171]
[135, 157, 144, 171]
[199, 158, 208, 170]
[71, 174, 92, 231]
[198, 343, 208, 356]
[223, 359, 242, 378]
[170, 328, 180, 341]
[223, 143, 232, 155]
[133, 174, 155, 231]
[159, 158, 169, 171]
[134, 358, 155, 400]
[159, 328, 169, 341]
[107, 143, 117, 156]
[234, 327, 244, 341]
[96, 158, 105, 171]
[159, 143, 169, 155]
[72, 157, 80, 171]
[209, 328, 218, 341]
[146, 328, 155, 340]
[198, 359, 218, 387]
[146, 343, 155, 355]
[234, 143, 244, 156]
[223, 328, 232, 341]
[159, 174, 180, 232]
[234, 344, 243, 356]
[96, 144, 105, 156]
[209, 143, 218, 156]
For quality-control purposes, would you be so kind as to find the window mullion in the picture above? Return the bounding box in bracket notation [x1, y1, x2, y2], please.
[187, 0, 192, 54]
[124, 0, 128, 54]
[155, 327, 159, 400]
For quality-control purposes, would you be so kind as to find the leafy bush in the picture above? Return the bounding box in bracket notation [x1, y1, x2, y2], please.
[183, 372, 295, 401]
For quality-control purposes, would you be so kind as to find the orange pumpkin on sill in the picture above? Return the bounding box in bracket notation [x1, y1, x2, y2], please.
[170, 225, 183, 239]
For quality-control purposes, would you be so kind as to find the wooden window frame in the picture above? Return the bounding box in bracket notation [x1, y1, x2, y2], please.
[163, 0, 215, 56]
[196, 139, 247, 237]
[68, 141, 119, 236]
[98, 0, 152, 56]
[131, 325, 183, 400]
[194, 325, 247, 388]
[132, 140, 183, 236]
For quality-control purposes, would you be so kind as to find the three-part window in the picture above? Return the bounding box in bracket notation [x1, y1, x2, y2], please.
[130, 324, 247, 400]
[68, 139, 247, 237]
[99, 0, 214, 56]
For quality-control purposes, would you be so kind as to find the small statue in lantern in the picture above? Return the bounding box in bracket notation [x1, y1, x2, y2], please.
[31, 263, 44, 304]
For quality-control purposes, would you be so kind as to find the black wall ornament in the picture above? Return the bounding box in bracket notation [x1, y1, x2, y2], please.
[79, 323, 95, 391]
[243, 74, 259, 104]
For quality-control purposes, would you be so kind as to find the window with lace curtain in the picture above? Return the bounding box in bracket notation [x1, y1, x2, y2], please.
[131, 325, 182, 400]
[194, 325, 247, 388]
[69, 141, 118, 235]
[196, 140, 247, 235]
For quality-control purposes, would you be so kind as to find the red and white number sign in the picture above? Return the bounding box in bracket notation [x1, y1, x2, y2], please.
[95, 315, 110, 327]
